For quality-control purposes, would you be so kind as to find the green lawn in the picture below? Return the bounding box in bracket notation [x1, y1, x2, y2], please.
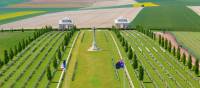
[171, 31, 200, 60]
[0, 30, 199, 88]
[63, 30, 131, 88]
[0, 31, 34, 59]
[0, 31, 77, 88]
[121, 30, 200, 88]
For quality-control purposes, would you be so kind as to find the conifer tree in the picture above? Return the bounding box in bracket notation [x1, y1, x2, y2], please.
[14, 46, 18, 55]
[188, 55, 192, 69]
[177, 47, 180, 61]
[58, 49, 62, 60]
[133, 53, 138, 69]
[53, 58, 58, 70]
[18, 42, 22, 52]
[47, 66, 52, 81]
[165, 39, 168, 49]
[9, 48, 14, 60]
[161, 37, 164, 47]
[159, 35, 161, 45]
[139, 66, 144, 81]
[182, 53, 186, 65]
[4, 50, 9, 64]
[168, 41, 172, 52]
[173, 46, 176, 56]
[128, 48, 133, 60]
[194, 59, 199, 75]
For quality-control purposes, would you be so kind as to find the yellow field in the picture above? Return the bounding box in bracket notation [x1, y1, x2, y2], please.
[133, 2, 159, 7]
[0, 11, 47, 20]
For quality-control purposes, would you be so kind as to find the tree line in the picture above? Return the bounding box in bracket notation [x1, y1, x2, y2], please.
[46, 26, 77, 81]
[136, 25, 199, 76]
[112, 27, 144, 81]
[0, 26, 52, 69]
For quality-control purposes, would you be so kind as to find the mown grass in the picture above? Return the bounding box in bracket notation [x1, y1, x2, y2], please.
[131, 0, 200, 31]
[0, 31, 34, 59]
[171, 31, 200, 60]
[0, 31, 78, 88]
[63, 30, 131, 88]
[121, 30, 200, 88]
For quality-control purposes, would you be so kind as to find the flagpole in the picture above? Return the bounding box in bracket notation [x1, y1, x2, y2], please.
[124, 68, 125, 88]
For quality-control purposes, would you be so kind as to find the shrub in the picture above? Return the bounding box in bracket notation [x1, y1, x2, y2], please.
[9, 48, 14, 60]
[139, 66, 144, 81]
[159, 35, 161, 45]
[188, 55, 192, 69]
[133, 53, 138, 69]
[182, 53, 186, 65]
[128, 48, 133, 60]
[194, 59, 199, 75]
[46, 66, 52, 81]
[172, 46, 176, 56]
[168, 41, 172, 52]
[4, 50, 9, 64]
[177, 47, 180, 61]
[53, 58, 58, 70]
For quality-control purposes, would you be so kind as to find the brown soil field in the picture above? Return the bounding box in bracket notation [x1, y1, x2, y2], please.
[88, 0, 135, 8]
[155, 32, 200, 67]
[31, 0, 104, 3]
[188, 6, 200, 16]
[0, 7, 142, 29]
[8, 2, 89, 8]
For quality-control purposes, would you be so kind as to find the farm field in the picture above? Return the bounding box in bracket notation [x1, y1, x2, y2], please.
[171, 31, 200, 60]
[0, 31, 34, 59]
[0, 0, 27, 7]
[7, 0, 134, 8]
[121, 30, 200, 88]
[0, 0, 136, 26]
[0, 7, 142, 29]
[0, 8, 81, 25]
[0, 11, 46, 21]
[0, 31, 78, 88]
[130, 0, 200, 31]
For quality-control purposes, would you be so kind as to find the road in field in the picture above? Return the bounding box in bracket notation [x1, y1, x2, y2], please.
[62, 30, 131, 88]
[0, 7, 142, 29]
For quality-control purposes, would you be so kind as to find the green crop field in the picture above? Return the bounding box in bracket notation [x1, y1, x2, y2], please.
[0, 0, 27, 7]
[0, 8, 81, 25]
[171, 31, 200, 60]
[130, 0, 200, 31]
[0, 31, 34, 59]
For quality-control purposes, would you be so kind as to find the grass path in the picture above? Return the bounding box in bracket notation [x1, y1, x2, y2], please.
[63, 30, 131, 88]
